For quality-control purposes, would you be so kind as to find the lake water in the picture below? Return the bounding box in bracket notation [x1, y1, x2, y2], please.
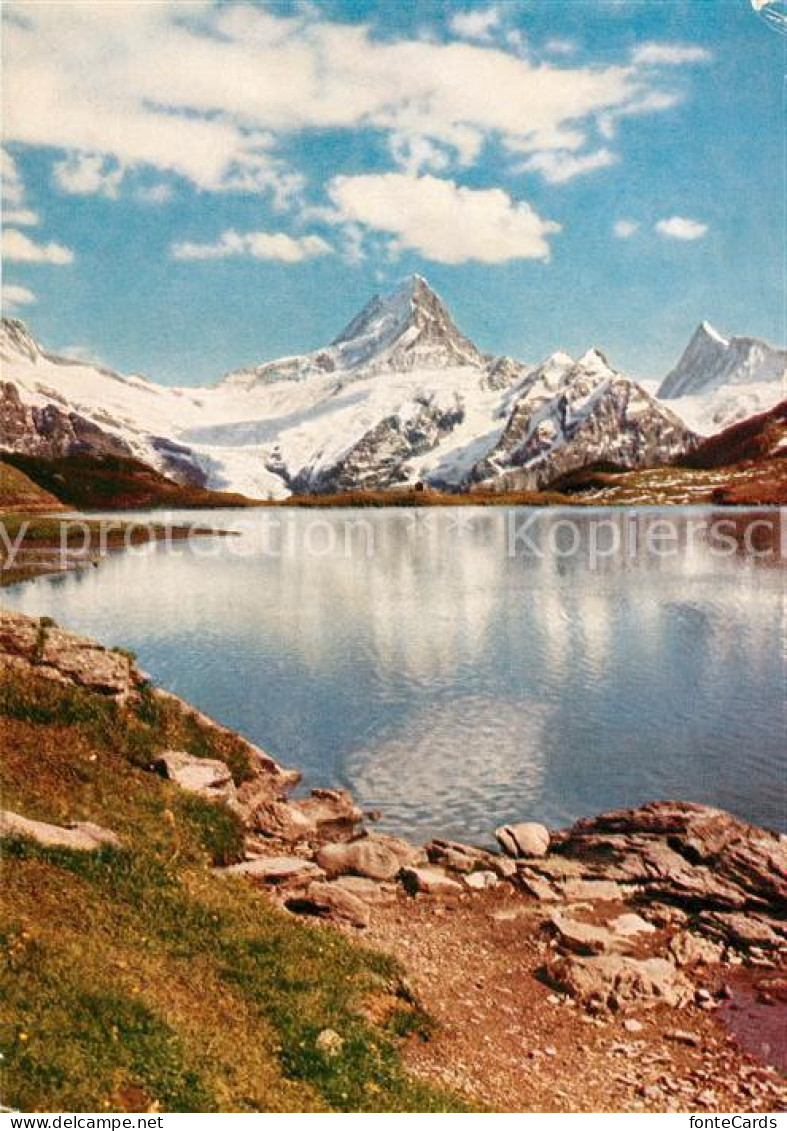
[3, 507, 785, 843]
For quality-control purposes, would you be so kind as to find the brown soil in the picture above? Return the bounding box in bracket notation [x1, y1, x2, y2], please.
[359, 886, 787, 1113]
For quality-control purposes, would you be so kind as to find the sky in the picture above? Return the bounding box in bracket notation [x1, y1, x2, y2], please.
[1, 0, 784, 385]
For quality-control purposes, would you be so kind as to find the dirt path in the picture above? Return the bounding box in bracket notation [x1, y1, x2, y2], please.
[363, 887, 787, 1113]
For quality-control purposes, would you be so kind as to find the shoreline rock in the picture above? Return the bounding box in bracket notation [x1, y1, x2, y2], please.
[1, 608, 784, 1020]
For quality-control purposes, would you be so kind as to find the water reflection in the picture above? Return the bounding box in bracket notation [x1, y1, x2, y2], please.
[3, 507, 784, 842]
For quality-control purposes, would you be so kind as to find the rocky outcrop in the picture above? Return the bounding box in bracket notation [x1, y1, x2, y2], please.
[153, 751, 237, 806]
[472, 350, 698, 492]
[0, 610, 141, 703]
[291, 393, 465, 494]
[1, 810, 121, 851]
[1, 381, 134, 462]
[316, 832, 424, 881]
[495, 822, 550, 858]
[552, 800, 787, 936]
[286, 880, 372, 928]
[546, 953, 695, 1012]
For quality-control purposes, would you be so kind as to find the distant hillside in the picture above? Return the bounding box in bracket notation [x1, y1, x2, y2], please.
[0, 460, 65, 513]
[683, 400, 787, 470]
[1, 453, 259, 511]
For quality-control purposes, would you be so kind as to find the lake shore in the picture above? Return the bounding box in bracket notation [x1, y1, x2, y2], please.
[0, 512, 235, 587]
[1, 606, 784, 1113]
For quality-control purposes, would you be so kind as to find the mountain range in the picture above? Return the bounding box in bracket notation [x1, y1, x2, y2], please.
[1, 276, 784, 499]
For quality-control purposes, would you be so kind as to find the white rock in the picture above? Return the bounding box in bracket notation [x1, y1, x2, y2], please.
[495, 822, 550, 859]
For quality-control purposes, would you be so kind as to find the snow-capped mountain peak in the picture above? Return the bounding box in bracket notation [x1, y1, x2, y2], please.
[1, 317, 44, 366]
[659, 321, 785, 398]
[657, 320, 786, 434]
[222, 274, 484, 391]
[472, 347, 697, 491]
[330, 273, 484, 371]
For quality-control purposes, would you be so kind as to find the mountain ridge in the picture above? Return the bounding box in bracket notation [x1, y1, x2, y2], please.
[1, 279, 782, 498]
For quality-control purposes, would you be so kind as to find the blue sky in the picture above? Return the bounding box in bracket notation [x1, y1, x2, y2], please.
[2, 0, 784, 384]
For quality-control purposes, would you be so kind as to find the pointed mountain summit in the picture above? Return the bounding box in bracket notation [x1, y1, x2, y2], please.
[221, 275, 484, 388]
[659, 321, 786, 398]
[331, 274, 484, 371]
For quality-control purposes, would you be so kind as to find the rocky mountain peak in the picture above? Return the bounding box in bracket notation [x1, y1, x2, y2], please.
[1, 317, 43, 365]
[659, 320, 786, 399]
[331, 274, 484, 371]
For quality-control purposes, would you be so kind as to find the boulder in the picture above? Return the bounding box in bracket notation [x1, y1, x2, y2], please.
[329, 875, 396, 905]
[286, 881, 371, 928]
[550, 914, 617, 955]
[153, 751, 237, 806]
[496, 822, 550, 859]
[291, 788, 364, 842]
[546, 952, 695, 1012]
[316, 832, 422, 881]
[426, 838, 513, 877]
[252, 799, 316, 843]
[219, 855, 323, 886]
[0, 810, 121, 851]
[399, 866, 464, 897]
[464, 870, 499, 891]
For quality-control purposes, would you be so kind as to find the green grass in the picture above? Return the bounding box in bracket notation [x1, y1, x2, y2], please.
[0, 669, 470, 1113]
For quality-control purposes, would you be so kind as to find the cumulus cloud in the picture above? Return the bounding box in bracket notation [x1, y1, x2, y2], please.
[521, 147, 617, 184]
[53, 153, 124, 198]
[655, 216, 708, 241]
[2, 283, 36, 310]
[171, 229, 333, 263]
[2, 1, 700, 199]
[449, 5, 503, 42]
[2, 147, 39, 226]
[613, 219, 639, 238]
[327, 173, 560, 264]
[631, 43, 712, 66]
[3, 229, 74, 264]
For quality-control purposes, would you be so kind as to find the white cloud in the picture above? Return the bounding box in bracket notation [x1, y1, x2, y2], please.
[389, 135, 451, 176]
[655, 216, 709, 241]
[449, 6, 503, 43]
[521, 147, 617, 184]
[327, 173, 560, 264]
[631, 43, 712, 66]
[53, 153, 124, 198]
[544, 38, 577, 55]
[2, 147, 39, 225]
[3, 208, 39, 226]
[2, 2, 696, 198]
[136, 183, 175, 205]
[171, 229, 333, 263]
[2, 147, 25, 208]
[3, 228, 74, 264]
[613, 219, 639, 239]
[57, 343, 109, 366]
[2, 283, 36, 310]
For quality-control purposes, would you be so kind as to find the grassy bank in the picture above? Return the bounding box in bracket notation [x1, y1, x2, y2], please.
[0, 664, 467, 1113]
[1, 454, 259, 512]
